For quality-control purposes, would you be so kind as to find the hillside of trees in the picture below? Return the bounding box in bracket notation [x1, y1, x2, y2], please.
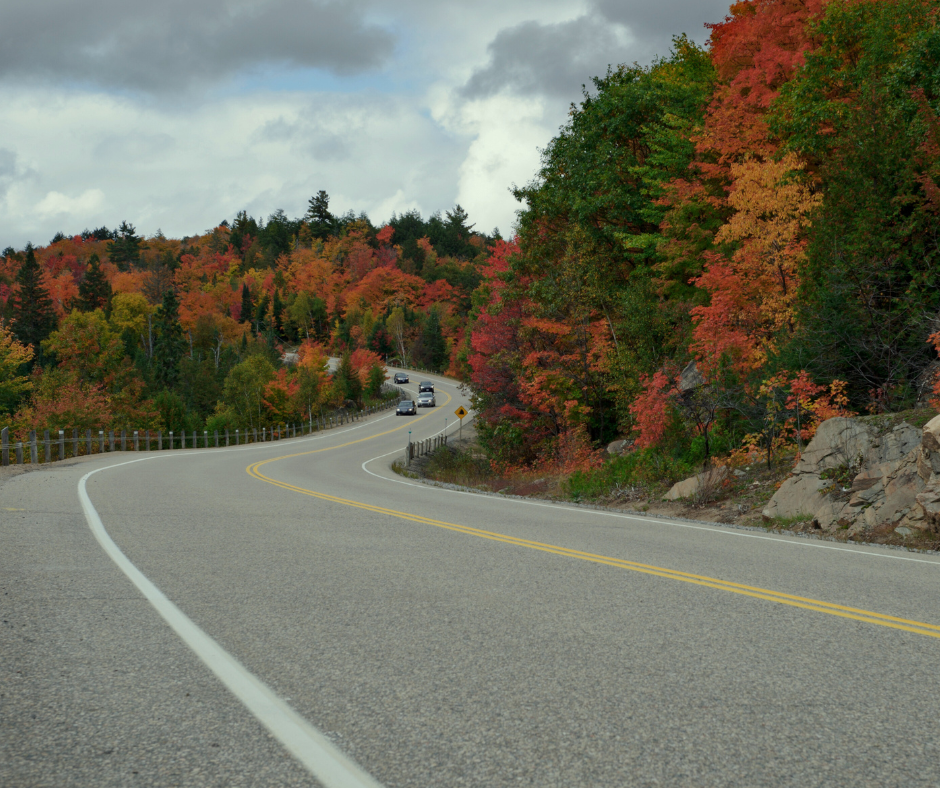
[0, 197, 492, 436]
[2, 0, 939, 482]
[466, 0, 940, 478]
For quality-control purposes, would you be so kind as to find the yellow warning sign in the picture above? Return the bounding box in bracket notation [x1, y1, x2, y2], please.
[454, 406, 468, 419]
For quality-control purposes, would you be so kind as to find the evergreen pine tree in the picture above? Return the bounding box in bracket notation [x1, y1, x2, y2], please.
[421, 309, 448, 371]
[151, 289, 186, 389]
[77, 253, 113, 313]
[11, 244, 57, 357]
[367, 364, 385, 399]
[255, 292, 270, 332]
[240, 283, 254, 324]
[304, 190, 335, 240]
[107, 221, 144, 272]
[272, 288, 285, 336]
[335, 351, 362, 405]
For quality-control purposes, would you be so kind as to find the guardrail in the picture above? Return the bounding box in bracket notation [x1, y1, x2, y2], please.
[386, 361, 451, 378]
[406, 432, 448, 466]
[0, 387, 407, 468]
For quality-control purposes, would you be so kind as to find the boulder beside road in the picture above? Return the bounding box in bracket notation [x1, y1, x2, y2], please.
[663, 466, 729, 501]
[762, 413, 940, 535]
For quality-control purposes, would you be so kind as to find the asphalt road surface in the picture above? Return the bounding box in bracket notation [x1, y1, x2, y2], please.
[3, 369, 940, 787]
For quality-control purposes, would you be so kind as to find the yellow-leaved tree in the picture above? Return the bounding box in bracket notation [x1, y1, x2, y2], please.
[0, 323, 34, 416]
[691, 152, 822, 374]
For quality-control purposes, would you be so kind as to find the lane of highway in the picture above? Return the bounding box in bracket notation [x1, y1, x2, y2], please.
[3, 368, 940, 786]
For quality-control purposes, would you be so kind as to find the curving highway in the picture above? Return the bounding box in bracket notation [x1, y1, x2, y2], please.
[3, 368, 940, 787]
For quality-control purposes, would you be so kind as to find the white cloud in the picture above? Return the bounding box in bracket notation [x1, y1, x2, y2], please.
[0, 0, 731, 249]
[429, 90, 558, 236]
[0, 85, 466, 244]
[34, 188, 106, 219]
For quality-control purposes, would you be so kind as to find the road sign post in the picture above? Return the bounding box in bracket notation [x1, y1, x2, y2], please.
[454, 406, 468, 441]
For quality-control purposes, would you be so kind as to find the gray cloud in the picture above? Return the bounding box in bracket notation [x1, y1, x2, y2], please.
[462, 1, 731, 101]
[253, 108, 354, 160]
[0, 148, 36, 201]
[591, 0, 730, 39]
[0, 0, 394, 93]
[0, 148, 15, 200]
[0, 148, 15, 179]
[461, 15, 627, 100]
[92, 133, 176, 162]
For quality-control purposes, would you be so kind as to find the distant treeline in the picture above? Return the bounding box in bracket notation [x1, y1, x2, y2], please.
[0, 194, 494, 438]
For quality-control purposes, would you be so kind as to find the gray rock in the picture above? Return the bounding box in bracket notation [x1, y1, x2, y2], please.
[923, 413, 940, 452]
[763, 475, 828, 520]
[811, 497, 854, 531]
[919, 414, 940, 478]
[915, 480, 940, 534]
[606, 439, 632, 456]
[852, 479, 884, 504]
[678, 360, 704, 393]
[764, 415, 936, 534]
[792, 417, 875, 476]
[869, 422, 922, 466]
[663, 466, 729, 501]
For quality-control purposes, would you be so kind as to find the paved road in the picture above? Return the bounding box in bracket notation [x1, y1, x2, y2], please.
[3, 369, 940, 787]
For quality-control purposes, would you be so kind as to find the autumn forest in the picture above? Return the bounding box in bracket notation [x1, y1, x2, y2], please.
[2, 0, 939, 484]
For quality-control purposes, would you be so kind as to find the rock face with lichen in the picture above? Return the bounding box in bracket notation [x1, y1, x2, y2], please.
[762, 414, 940, 535]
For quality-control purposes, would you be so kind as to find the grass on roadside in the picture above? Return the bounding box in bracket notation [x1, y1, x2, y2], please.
[564, 448, 698, 502]
[390, 458, 419, 479]
[423, 446, 492, 487]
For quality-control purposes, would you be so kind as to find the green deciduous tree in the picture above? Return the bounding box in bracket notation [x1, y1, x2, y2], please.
[772, 0, 940, 408]
[41, 309, 155, 426]
[222, 355, 276, 428]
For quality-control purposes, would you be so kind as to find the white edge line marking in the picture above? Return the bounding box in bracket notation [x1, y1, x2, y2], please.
[360, 441, 940, 567]
[78, 457, 384, 788]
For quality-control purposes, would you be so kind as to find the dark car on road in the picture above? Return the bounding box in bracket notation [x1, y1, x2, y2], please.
[418, 381, 434, 393]
[393, 372, 409, 384]
[396, 399, 417, 415]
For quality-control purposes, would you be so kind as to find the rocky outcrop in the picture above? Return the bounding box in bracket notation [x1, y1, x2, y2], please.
[664, 466, 729, 501]
[900, 414, 940, 533]
[763, 414, 940, 535]
[678, 360, 704, 393]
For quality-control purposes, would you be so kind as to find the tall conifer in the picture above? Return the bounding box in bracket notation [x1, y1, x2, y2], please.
[240, 283, 254, 324]
[11, 244, 56, 357]
[77, 253, 113, 313]
[151, 289, 186, 389]
[305, 191, 334, 240]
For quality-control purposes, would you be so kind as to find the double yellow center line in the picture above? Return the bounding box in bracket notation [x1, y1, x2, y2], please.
[247, 414, 940, 642]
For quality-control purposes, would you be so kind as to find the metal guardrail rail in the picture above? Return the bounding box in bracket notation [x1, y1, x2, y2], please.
[0, 386, 407, 467]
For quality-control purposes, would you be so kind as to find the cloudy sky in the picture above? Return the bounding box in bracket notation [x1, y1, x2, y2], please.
[0, 0, 729, 248]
